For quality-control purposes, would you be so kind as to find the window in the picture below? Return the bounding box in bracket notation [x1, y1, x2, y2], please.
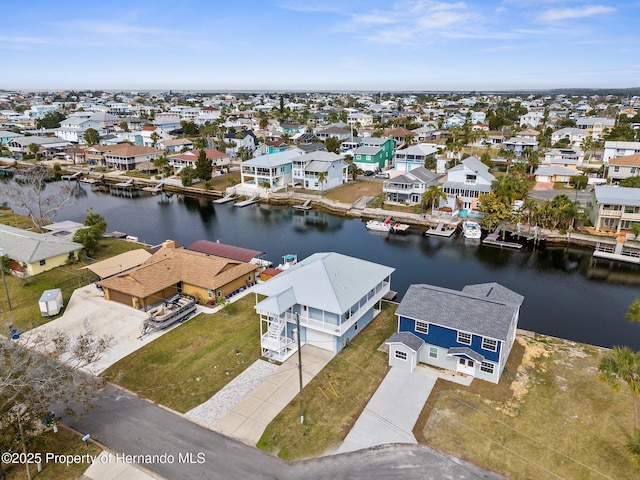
[614, 166, 620, 172]
[415, 320, 429, 334]
[354, 321, 358, 331]
[217, 289, 222, 297]
[39, 259, 46, 266]
[280, 166, 286, 172]
[248, 274, 252, 281]
[457, 331, 472, 345]
[482, 338, 497, 352]
[429, 346, 438, 358]
[480, 361, 495, 374]
[395, 350, 407, 361]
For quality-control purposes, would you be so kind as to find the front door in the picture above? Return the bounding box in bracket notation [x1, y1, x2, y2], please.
[457, 357, 475, 376]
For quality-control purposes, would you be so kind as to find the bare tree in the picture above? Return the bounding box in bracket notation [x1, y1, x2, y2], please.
[0, 165, 75, 231]
[0, 327, 112, 479]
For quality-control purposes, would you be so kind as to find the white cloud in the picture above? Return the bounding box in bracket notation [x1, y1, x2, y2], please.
[537, 5, 616, 21]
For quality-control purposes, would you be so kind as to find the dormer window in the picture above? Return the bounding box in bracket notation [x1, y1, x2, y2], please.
[465, 174, 477, 185]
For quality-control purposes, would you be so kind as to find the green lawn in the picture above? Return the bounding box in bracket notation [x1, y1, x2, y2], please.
[101, 295, 262, 413]
[257, 301, 397, 460]
[416, 335, 639, 479]
[0, 212, 146, 331]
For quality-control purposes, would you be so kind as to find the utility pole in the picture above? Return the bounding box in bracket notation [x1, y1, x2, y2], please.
[0, 247, 12, 311]
[296, 313, 304, 424]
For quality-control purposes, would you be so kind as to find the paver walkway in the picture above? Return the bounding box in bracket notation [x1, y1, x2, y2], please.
[214, 345, 334, 446]
[337, 365, 472, 454]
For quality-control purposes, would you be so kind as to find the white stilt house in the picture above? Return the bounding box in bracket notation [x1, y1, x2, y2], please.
[254, 252, 395, 362]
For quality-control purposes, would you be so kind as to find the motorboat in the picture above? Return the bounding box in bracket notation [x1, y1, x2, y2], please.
[462, 221, 482, 239]
[366, 217, 393, 232]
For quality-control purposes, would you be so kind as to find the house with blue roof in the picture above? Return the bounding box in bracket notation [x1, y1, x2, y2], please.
[387, 282, 523, 383]
[253, 252, 395, 361]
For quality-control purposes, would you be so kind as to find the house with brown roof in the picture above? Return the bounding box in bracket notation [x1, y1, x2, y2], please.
[608, 154, 640, 184]
[103, 145, 160, 171]
[98, 243, 259, 309]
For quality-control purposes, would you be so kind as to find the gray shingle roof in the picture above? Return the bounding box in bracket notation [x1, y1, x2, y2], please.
[396, 283, 522, 341]
[534, 166, 575, 176]
[353, 146, 381, 155]
[0, 224, 82, 264]
[447, 347, 484, 362]
[386, 331, 424, 351]
[594, 185, 640, 207]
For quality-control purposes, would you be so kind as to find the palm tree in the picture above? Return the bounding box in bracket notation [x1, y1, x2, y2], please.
[581, 137, 594, 164]
[421, 185, 447, 215]
[348, 163, 362, 181]
[316, 171, 328, 195]
[521, 198, 539, 233]
[598, 346, 640, 429]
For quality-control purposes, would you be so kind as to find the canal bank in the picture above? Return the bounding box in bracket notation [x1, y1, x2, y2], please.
[70, 169, 628, 251]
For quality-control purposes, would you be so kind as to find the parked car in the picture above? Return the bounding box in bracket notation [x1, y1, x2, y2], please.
[375, 172, 390, 179]
[363, 170, 375, 176]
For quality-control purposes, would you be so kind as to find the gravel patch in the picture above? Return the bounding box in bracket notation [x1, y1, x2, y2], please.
[186, 359, 279, 428]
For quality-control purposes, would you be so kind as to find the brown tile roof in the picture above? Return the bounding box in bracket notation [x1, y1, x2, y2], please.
[385, 127, 412, 137]
[98, 248, 257, 298]
[188, 240, 263, 262]
[610, 154, 640, 166]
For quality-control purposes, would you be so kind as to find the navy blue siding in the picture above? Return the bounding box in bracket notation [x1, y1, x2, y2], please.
[398, 316, 501, 362]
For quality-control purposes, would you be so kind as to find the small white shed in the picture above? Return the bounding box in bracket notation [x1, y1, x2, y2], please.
[39, 289, 63, 317]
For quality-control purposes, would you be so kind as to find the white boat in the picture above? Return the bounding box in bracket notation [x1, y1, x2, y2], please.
[140, 294, 197, 336]
[462, 221, 482, 239]
[366, 217, 393, 232]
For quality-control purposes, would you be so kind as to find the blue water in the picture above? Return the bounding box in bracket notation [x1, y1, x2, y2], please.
[7, 181, 640, 350]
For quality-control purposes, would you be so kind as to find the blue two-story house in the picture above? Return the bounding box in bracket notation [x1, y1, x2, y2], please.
[387, 282, 523, 383]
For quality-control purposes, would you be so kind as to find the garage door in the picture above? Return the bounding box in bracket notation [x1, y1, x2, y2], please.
[305, 328, 334, 353]
[107, 289, 133, 307]
[537, 175, 549, 183]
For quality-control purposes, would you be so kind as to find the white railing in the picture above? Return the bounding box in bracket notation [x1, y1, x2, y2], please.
[622, 212, 640, 221]
[284, 281, 390, 336]
[601, 209, 623, 217]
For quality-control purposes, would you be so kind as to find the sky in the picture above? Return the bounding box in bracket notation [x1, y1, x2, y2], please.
[2, 0, 639, 91]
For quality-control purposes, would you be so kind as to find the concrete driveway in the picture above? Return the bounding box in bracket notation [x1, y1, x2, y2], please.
[26, 284, 187, 375]
[213, 345, 334, 446]
[337, 365, 472, 454]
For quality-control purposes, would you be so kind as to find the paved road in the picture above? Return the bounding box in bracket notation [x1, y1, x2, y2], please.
[61, 384, 506, 480]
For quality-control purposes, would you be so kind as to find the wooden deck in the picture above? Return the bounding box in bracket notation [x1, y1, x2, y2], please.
[425, 222, 456, 237]
[293, 199, 312, 211]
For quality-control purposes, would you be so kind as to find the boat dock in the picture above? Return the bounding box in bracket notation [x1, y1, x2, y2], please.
[391, 223, 410, 233]
[234, 194, 260, 207]
[426, 222, 456, 237]
[593, 242, 640, 264]
[61, 172, 82, 181]
[141, 180, 165, 193]
[293, 199, 312, 211]
[214, 191, 237, 204]
[482, 229, 523, 249]
[110, 180, 140, 198]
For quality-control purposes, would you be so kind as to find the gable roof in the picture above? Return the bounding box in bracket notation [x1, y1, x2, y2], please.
[610, 154, 640, 166]
[103, 145, 158, 158]
[395, 283, 522, 341]
[0, 224, 82, 264]
[254, 252, 394, 314]
[386, 331, 424, 352]
[242, 149, 302, 167]
[447, 156, 495, 183]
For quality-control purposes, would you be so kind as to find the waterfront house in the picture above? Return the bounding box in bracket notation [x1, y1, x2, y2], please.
[240, 149, 303, 191]
[291, 151, 348, 191]
[607, 154, 640, 184]
[387, 282, 523, 383]
[0, 224, 83, 277]
[441, 156, 495, 214]
[103, 145, 159, 171]
[98, 242, 259, 309]
[589, 185, 640, 233]
[187, 240, 267, 265]
[253, 252, 394, 361]
[392, 143, 438, 172]
[383, 166, 440, 205]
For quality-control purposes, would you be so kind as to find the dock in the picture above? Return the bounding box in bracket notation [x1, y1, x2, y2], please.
[110, 179, 140, 198]
[593, 242, 640, 265]
[234, 194, 260, 207]
[141, 180, 165, 193]
[426, 222, 456, 237]
[293, 199, 312, 211]
[383, 290, 398, 301]
[214, 191, 237, 204]
[482, 229, 523, 249]
[391, 223, 410, 233]
[61, 172, 82, 181]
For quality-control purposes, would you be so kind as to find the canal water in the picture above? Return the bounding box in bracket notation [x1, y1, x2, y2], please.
[8, 181, 640, 350]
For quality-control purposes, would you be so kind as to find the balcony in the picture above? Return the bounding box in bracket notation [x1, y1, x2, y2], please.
[284, 281, 390, 336]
